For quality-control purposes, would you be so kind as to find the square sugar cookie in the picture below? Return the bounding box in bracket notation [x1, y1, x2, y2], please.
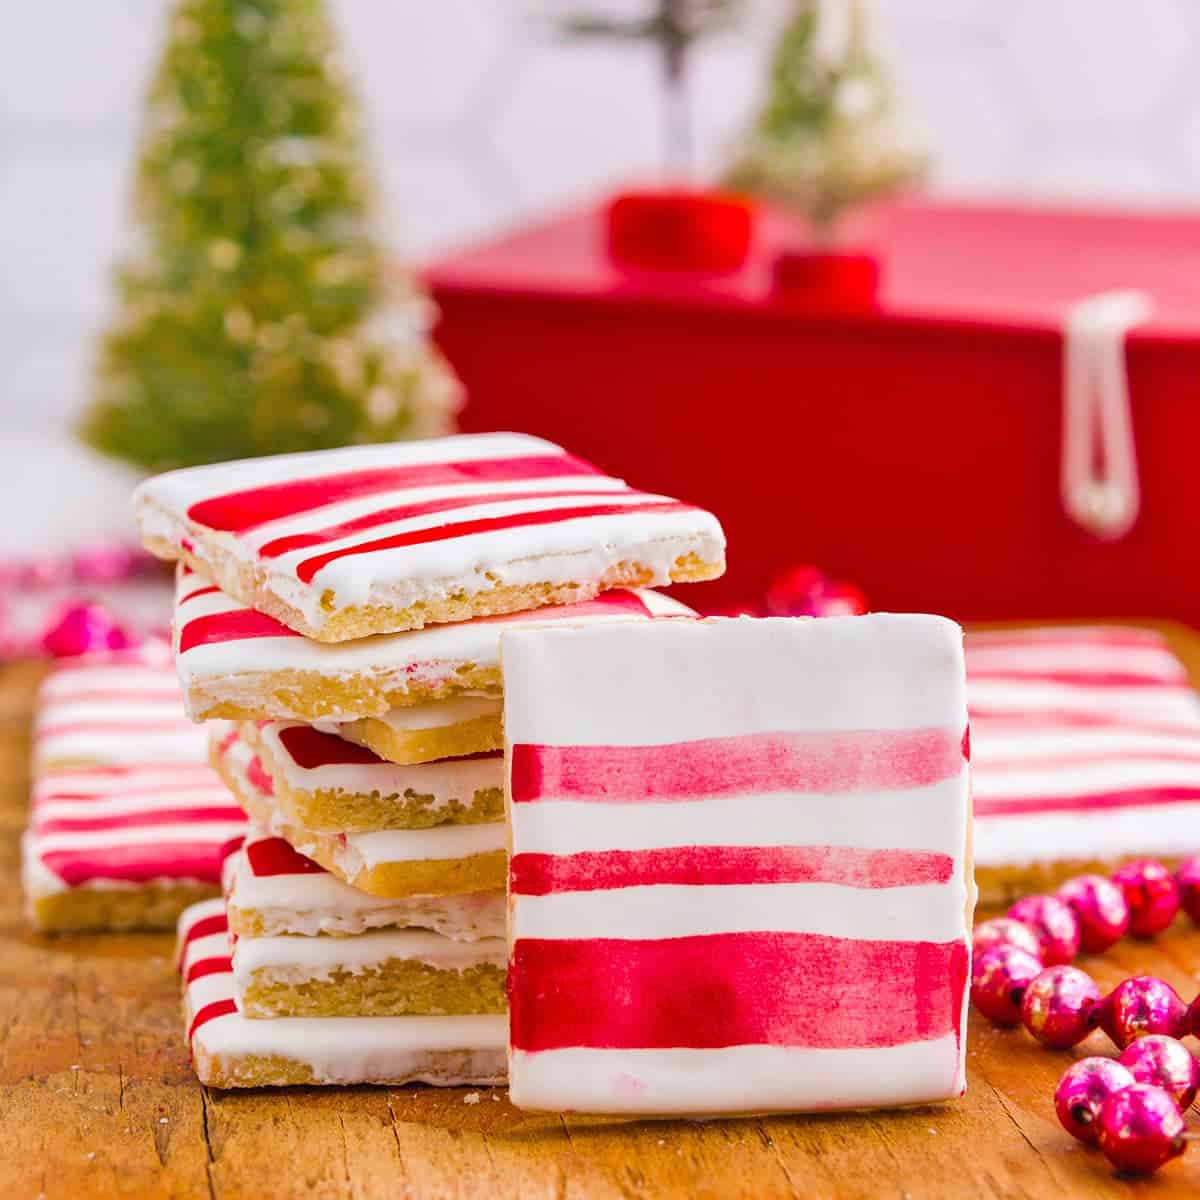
[139, 432, 724, 642]
[244, 721, 503, 831]
[173, 567, 694, 721]
[225, 828, 506, 940]
[24, 762, 245, 932]
[501, 614, 973, 1117]
[967, 626, 1200, 902]
[178, 899, 507, 1089]
[212, 728, 505, 898]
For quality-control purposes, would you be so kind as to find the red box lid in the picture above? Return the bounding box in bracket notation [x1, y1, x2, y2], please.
[425, 197, 1200, 344]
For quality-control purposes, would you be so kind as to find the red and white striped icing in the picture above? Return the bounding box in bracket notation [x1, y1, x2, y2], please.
[138, 432, 724, 630]
[224, 827, 506, 939]
[214, 728, 504, 874]
[502, 614, 972, 1115]
[254, 721, 502, 821]
[173, 566, 695, 720]
[176, 899, 507, 1087]
[23, 761, 245, 897]
[35, 653, 209, 768]
[968, 627, 1200, 867]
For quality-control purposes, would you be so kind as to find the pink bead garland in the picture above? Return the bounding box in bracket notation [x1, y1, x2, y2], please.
[972, 855, 1200, 1175]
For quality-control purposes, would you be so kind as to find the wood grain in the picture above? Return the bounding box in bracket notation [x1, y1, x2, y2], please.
[2, 626, 1199, 1199]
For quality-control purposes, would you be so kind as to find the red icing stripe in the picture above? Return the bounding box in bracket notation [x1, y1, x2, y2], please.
[37, 720, 195, 739]
[35, 780, 225, 804]
[509, 845, 955, 895]
[181, 911, 228, 949]
[34, 804, 246, 835]
[178, 608, 299, 653]
[509, 932, 968, 1052]
[40, 842, 231, 886]
[188, 996, 237, 1044]
[975, 785, 1200, 818]
[967, 669, 1187, 688]
[39, 688, 183, 705]
[245, 754, 275, 797]
[294, 499, 694, 584]
[179, 583, 220, 604]
[276, 723, 388, 768]
[511, 727, 966, 805]
[969, 710, 1200, 736]
[245, 836, 326, 877]
[186, 452, 605, 532]
[185, 955, 232, 984]
[258, 487, 632, 559]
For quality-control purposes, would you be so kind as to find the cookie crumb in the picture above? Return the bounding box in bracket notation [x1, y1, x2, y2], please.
[463, 1092, 480, 1105]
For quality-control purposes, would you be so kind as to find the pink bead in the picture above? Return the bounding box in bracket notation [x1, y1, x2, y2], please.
[764, 566, 868, 618]
[1021, 966, 1101, 1049]
[972, 917, 1043, 962]
[1095, 976, 1190, 1049]
[1054, 1057, 1136, 1145]
[1097, 1084, 1187, 1174]
[971, 945, 1043, 1026]
[1119, 1036, 1200, 1111]
[40, 602, 132, 658]
[1176, 857, 1200, 926]
[1057, 874, 1130, 954]
[1189, 994, 1200, 1040]
[1006, 894, 1081, 965]
[1111, 859, 1180, 939]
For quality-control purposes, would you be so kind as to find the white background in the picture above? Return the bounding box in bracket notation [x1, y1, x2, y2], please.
[2, 0, 1199, 546]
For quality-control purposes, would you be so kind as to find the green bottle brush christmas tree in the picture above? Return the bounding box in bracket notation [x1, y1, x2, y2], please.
[81, 0, 458, 472]
[726, 0, 926, 236]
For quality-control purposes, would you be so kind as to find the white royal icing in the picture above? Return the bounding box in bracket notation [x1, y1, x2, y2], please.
[139, 432, 724, 629]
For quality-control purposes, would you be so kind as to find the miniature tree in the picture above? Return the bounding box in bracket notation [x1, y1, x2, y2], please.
[725, 0, 926, 236]
[81, 0, 458, 472]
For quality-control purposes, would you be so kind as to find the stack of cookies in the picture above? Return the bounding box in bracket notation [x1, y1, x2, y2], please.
[135, 432, 724, 1088]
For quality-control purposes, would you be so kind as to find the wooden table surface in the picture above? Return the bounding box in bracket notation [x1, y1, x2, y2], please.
[3, 624, 1200, 1199]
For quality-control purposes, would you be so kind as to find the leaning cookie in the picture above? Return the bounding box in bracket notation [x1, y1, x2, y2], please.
[241, 720, 503, 831]
[177, 900, 507, 1089]
[212, 728, 504, 897]
[224, 827, 506, 940]
[138, 431, 724, 643]
[172, 565, 693, 721]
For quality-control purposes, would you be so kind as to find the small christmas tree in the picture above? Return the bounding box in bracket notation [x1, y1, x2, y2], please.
[725, 0, 926, 236]
[81, 0, 459, 472]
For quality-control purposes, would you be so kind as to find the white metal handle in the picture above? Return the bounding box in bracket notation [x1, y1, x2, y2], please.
[1060, 290, 1152, 540]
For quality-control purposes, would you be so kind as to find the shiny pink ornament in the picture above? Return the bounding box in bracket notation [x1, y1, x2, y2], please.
[971, 945, 1043, 1026]
[40, 602, 134, 658]
[1094, 976, 1190, 1049]
[1057, 874, 1130, 954]
[972, 917, 1043, 962]
[764, 565, 868, 618]
[1006, 894, 1081, 965]
[1176, 857, 1200, 926]
[1119, 1036, 1200, 1111]
[1021, 965, 1101, 1049]
[1097, 1084, 1187, 1174]
[1189, 993, 1200, 1040]
[1054, 1057, 1136, 1145]
[1111, 859, 1180, 939]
